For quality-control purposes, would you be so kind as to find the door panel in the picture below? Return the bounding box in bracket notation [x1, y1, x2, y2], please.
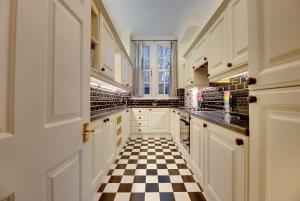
[150, 108, 170, 133]
[249, 0, 300, 89]
[0, 0, 91, 200]
[249, 87, 300, 201]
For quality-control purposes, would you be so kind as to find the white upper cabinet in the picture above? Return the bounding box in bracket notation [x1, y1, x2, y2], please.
[185, 52, 194, 86]
[100, 14, 115, 79]
[121, 53, 132, 88]
[193, 36, 207, 69]
[227, 0, 248, 68]
[248, 0, 300, 90]
[149, 108, 170, 133]
[207, 10, 228, 77]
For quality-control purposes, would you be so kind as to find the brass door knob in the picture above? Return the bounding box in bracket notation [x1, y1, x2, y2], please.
[82, 123, 95, 143]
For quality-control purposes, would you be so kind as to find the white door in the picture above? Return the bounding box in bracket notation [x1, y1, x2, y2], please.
[106, 115, 116, 167]
[248, 0, 300, 90]
[0, 0, 92, 200]
[149, 108, 170, 133]
[249, 87, 300, 201]
[205, 122, 248, 201]
[227, 0, 248, 68]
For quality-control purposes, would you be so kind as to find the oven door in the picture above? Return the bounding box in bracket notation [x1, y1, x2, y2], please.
[180, 118, 190, 153]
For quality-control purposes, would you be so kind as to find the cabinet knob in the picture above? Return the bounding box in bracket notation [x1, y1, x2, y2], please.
[101, 68, 105, 72]
[139, 129, 141, 132]
[235, 138, 244, 146]
[106, 118, 110, 122]
[247, 77, 257, 85]
[191, 81, 194, 84]
[173, 111, 175, 113]
[139, 117, 141, 119]
[204, 57, 207, 61]
[203, 123, 207, 128]
[103, 119, 107, 123]
[178, 113, 180, 115]
[126, 84, 129, 87]
[207, 74, 210, 77]
[149, 109, 151, 111]
[139, 123, 141, 125]
[139, 110, 141, 112]
[227, 63, 233, 67]
[192, 66, 195, 69]
[127, 110, 129, 112]
[247, 96, 257, 103]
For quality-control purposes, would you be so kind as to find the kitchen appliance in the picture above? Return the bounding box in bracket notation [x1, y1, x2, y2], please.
[180, 111, 190, 153]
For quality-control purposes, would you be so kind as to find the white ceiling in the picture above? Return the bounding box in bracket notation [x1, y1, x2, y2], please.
[102, 0, 223, 40]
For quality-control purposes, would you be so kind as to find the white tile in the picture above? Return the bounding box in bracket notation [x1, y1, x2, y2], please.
[184, 183, 201, 192]
[145, 193, 160, 201]
[173, 192, 191, 201]
[147, 164, 157, 169]
[156, 159, 166, 164]
[122, 152, 131, 156]
[159, 183, 173, 192]
[103, 183, 120, 193]
[165, 155, 173, 159]
[157, 169, 169, 175]
[118, 159, 129, 164]
[146, 176, 158, 183]
[114, 193, 131, 201]
[132, 149, 140, 152]
[135, 169, 147, 175]
[121, 176, 134, 183]
[126, 164, 137, 169]
[131, 183, 146, 192]
[112, 169, 125, 176]
[148, 149, 155, 152]
[179, 169, 192, 175]
[175, 159, 186, 164]
[170, 175, 183, 183]
[140, 152, 147, 156]
[147, 155, 156, 160]
[138, 159, 147, 164]
[167, 164, 177, 169]
[129, 155, 139, 160]
[156, 152, 164, 156]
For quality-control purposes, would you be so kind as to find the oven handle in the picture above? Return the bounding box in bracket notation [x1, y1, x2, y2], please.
[180, 119, 190, 125]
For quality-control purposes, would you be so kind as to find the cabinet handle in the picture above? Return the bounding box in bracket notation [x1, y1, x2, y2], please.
[101, 68, 105, 72]
[227, 63, 233, 67]
[139, 129, 141, 132]
[203, 123, 207, 128]
[247, 96, 257, 103]
[139, 123, 141, 126]
[139, 110, 141, 113]
[236, 138, 244, 146]
[204, 57, 207, 61]
[247, 77, 257, 85]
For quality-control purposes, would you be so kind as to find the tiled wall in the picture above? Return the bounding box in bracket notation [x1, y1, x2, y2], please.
[200, 73, 249, 114]
[90, 78, 130, 119]
[128, 98, 184, 107]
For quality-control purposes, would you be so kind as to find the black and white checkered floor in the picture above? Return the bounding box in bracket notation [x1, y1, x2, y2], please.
[97, 137, 206, 201]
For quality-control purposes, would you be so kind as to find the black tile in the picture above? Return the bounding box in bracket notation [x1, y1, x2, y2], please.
[177, 164, 188, 169]
[168, 169, 180, 175]
[159, 192, 175, 201]
[115, 164, 127, 169]
[188, 192, 206, 201]
[124, 169, 136, 175]
[166, 159, 175, 164]
[98, 183, 106, 192]
[136, 164, 147, 169]
[99, 193, 116, 201]
[146, 169, 157, 175]
[108, 176, 122, 183]
[158, 176, 171, 183]
[133, 176, 146, 183]
[147, 159, 156, 164]
[181, 176, 196, 183]
[157, 164, 167, 169]
[130, 193, 145, 201]
[128, 160, 138, 164]
[117, 183, 132, 192]
[146, 183, 159, 192]
[172, 183, 187, 192]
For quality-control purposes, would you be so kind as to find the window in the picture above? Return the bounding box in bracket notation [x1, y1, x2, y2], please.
[141, 42, 172, 97]
[158, 45, 170, 95]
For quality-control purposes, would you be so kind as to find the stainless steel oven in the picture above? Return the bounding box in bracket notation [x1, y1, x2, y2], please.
[180, 112, 190, 153]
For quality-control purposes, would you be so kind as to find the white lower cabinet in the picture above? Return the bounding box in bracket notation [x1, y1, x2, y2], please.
[149, 108, 170, 133]
[190, 117, 206, 186]
[249, 87, 300, 201]
[174, 110, 181, 142]
[204, 122, 248, 201]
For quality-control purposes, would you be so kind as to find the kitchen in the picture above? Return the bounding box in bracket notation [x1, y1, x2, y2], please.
[0, 0, 299, 201]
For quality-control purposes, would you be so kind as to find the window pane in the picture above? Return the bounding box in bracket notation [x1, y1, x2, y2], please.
[143, 58, 150, 69]
[165, 58, 170, 69]
[143, 71, 150, 82]
[159, 46, 164, 57]
[144, 83, 150, 94]
[159, 83, 164, 94]
[165, 72, 170, 82]
[143, 46, 150, 57]
[165, 83, 169, 94]
[159, 72, 165, 82]
[158, 58, 164, 69]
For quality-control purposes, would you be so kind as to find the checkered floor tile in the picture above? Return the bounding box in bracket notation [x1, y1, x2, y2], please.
[97, 137, 206, 201]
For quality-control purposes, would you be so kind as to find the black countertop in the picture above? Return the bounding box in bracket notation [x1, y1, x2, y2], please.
[91, 106, 249, 136]
[174, 108, 249, 136]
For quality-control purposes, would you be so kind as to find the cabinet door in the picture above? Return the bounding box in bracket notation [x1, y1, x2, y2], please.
[123, 110, 131, 139]
[169, 109, 175, 137]
[249, 87, 300, 201]
[185, 52, 194, 86]
[121, 54, 128, 86]
[207, 10, 228, 77]
[91, 119, 106, 181]
[193, 37, 207, 69]
[106, 115, 116, 167]
[228, 0, 248, 68]
[149, 108, 170, 133]
[205, 122, 248, 201]
[190, 117, 205, 186]
[100, 17, 115, 79]
[249, 0, 300, 89]
[174, 111, 181, 142]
